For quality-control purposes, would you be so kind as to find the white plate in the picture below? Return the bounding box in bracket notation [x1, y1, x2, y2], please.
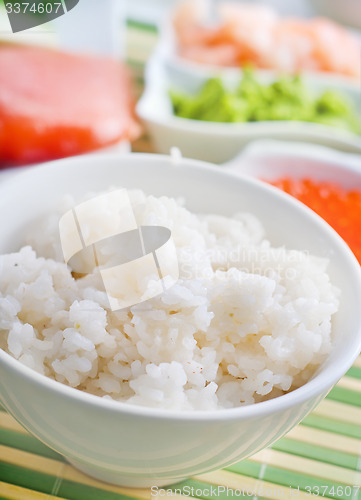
[137, 52, 361, 164]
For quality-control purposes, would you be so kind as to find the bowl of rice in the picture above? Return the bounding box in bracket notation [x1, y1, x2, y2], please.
[0, 153, 360, 487]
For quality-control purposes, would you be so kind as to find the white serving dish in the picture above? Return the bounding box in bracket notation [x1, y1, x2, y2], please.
[225, 139, 361, 189]
[156, 7, 361, 83]
[157, 19, 361, 88]
[137, 54, 361, 164]
[0, 152, 361, 487]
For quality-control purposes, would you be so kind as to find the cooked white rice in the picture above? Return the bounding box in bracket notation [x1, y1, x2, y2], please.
[0, 189, 339, 411]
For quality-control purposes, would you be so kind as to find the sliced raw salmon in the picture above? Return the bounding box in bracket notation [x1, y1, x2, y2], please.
[0, 44, 139, 166]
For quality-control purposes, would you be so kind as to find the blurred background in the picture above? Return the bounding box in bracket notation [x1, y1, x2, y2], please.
[1, 2, 361, 498]
[0, 0, 360, 165]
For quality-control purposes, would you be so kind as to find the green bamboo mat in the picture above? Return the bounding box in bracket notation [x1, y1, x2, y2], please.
[1, 18, 361, 500]
[0, 357, 360, 500]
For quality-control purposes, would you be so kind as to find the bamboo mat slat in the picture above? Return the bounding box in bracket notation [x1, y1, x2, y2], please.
[353, 359, 361, 370]
[1, 19, 361, 500]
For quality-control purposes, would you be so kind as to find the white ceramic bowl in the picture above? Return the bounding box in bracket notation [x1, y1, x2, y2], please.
[137, 56, 361, 164]
[0, 153, 361, 488]
[225, 140, 361, 190]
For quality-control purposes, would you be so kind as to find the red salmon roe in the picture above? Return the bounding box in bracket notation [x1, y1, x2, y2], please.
[268, 177, 361, 265]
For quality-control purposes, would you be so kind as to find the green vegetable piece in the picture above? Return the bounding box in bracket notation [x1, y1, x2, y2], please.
[169, 69, 361, 134]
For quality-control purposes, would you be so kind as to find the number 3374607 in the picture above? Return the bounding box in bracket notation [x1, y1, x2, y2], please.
[5, 3, 63, 14]
[305, 486, 360, 497]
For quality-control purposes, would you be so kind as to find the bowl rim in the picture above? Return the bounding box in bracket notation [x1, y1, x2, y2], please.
[1, 152, 361, 423]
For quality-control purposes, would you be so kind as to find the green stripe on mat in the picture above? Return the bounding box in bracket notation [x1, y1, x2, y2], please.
[58, 481, 135, 500]
[0, 462, 59, 497]
[273, 437, 358, 470]
[227, 462, 361, 500]
[327, 386, 361, 407]
[126, 19, 158, 33]
[225, 460, 261, 478]
[347, 366, 361, 380]
[0, 462, 134, 500]
[302, 414, 361, 439]
[0, 428, 64, 462]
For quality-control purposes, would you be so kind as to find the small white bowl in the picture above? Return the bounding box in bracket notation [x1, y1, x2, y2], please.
[0, 153, 361, 487]
[225, 140, 361, 189]
[137, 55, 361, 163]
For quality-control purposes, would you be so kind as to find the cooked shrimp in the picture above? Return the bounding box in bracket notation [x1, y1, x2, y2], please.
[173, 1, 361, 79]
[179, 43, 240, 66]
